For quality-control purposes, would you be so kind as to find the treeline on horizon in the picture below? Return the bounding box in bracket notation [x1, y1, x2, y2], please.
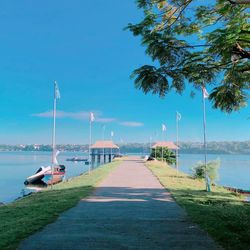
[1, 141, 250, 155]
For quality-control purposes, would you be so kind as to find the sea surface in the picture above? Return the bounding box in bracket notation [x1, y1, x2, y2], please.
[1, 152, 250, 203]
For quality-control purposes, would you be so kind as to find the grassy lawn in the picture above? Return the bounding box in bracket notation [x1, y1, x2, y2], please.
[0, 160, 120, 250]
[146, 161, 250, 250]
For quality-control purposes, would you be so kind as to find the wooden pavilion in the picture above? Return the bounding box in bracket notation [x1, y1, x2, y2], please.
[90, 140, 119, 163]
[151, 141, 179, 150]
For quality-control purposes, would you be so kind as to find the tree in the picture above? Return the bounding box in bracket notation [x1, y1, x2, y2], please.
[127, 0, 250, 112]
[150, 147, 176, 164]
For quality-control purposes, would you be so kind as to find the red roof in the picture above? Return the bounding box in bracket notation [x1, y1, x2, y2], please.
[90, 140, 119, 149]
[151, 141, 179, 150]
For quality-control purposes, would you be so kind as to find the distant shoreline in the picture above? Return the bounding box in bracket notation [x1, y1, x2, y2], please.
[0, 141, 250, 155]
[0, 149, 250, 155]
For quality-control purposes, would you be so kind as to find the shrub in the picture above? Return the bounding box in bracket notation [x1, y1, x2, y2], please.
[192, 159, 220, 185]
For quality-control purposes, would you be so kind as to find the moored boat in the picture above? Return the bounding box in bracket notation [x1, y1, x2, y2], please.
[66, 157, 88, 162]
[24, 166, 51, 185]
[43, 165, 66, 185]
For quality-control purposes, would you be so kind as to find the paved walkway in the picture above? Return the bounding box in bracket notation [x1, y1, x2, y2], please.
[19, 157, 218, 250]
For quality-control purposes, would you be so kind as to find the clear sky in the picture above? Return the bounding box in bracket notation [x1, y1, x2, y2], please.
[0, 0, 249, 145]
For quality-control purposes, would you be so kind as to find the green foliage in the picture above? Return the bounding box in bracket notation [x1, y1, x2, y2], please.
[192, 159, 221, 184]
[150, 147, 176, 164]
[127, 0, 250, 112]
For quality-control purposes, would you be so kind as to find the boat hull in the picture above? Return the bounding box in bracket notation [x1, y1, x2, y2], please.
[43, 173, 65, 185]
[24, 166, 51, 185]
[24, 174, 45, 185]
[25, 165, 66, 186]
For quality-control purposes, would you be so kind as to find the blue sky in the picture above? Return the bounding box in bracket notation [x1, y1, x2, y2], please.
[0, 0, 249, 144]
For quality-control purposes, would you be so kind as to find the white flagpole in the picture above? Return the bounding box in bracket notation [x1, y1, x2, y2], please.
[88, 119, 92, 174]
[176, 112, 179, 171]
[111, 131, 113, 161]
[161, 129, 163, 162]
[149, 136, 152, 156]
[102, 125, 105, 162]
[202, 86, 211, 192]
[154, 132, 157, 159]
[51, 81, 57, 187]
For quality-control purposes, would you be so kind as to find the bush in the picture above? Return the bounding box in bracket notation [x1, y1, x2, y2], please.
[191, 159, 220, 185]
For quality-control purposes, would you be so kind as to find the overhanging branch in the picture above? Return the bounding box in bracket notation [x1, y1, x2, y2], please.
[233, 43, 250, 59]
[227, 0, 250, 4]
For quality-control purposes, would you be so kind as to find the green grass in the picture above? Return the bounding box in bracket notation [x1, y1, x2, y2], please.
[146, 161, 250, 250]
[0, 161, 120, 250]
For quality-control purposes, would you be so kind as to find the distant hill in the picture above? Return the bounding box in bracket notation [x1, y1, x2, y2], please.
[120, 141, 250, 155]
[1, 141, 250, 154]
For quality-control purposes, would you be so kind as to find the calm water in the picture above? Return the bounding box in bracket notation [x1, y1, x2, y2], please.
[1, 152, 250, 203]
[179, 154, 250, 190]
[0, 151, 102, 203]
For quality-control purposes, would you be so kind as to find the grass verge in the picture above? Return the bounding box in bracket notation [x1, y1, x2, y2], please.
[0, 160, 120, 250]
[146, 161, 250, 250]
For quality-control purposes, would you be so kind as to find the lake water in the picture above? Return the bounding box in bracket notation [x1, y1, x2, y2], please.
[0, 151, 100, 203]
[179, 154, 250, 190]
[0, 152, 250, 203]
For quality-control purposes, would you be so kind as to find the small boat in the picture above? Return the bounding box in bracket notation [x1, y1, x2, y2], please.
[66, 157, 88, 162]
[24, 165, 66, 185]
[43, 165, 66, 185]
[24, 166, 51, 185]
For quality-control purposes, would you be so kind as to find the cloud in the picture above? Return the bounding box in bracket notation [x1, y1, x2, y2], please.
[95, 117, 117, 123]
[119, 121, 144, 127]
[32, 111, 143, 127]
[32, 110, 116, 123]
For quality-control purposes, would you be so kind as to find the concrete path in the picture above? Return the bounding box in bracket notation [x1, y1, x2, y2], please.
[19, 157, 218, 250]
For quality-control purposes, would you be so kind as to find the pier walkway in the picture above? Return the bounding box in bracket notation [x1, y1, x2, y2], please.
[19, 157, 218, 250]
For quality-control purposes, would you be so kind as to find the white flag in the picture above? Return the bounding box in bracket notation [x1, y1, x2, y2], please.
[202, 87, 209, 99]
[52, 150, 60, 165]
[54, 81, 60, 99]
[89, 112, 95, 122]
[111, 131, 114, 137]
[162, 124, 166, 132]
[176, 111, 181, 121]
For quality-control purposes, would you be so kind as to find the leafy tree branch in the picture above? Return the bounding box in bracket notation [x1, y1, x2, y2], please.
[127, 0, 250, 112]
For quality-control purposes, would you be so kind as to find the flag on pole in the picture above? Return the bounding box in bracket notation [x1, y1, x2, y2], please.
[176, 111, 181, 121]
[89, 112, 95, 122]
[202, 86, 209, 99]
[111, 131, 114, 137]
[52, 150, 60, 165]
[162, 124, 166, 132]
[54, 81, 60, 99]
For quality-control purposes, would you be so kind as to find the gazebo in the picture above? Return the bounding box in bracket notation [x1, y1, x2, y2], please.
[151, 141, 179, 161]
[90, 140, 119, 163]
[151, 141, 179, 150]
